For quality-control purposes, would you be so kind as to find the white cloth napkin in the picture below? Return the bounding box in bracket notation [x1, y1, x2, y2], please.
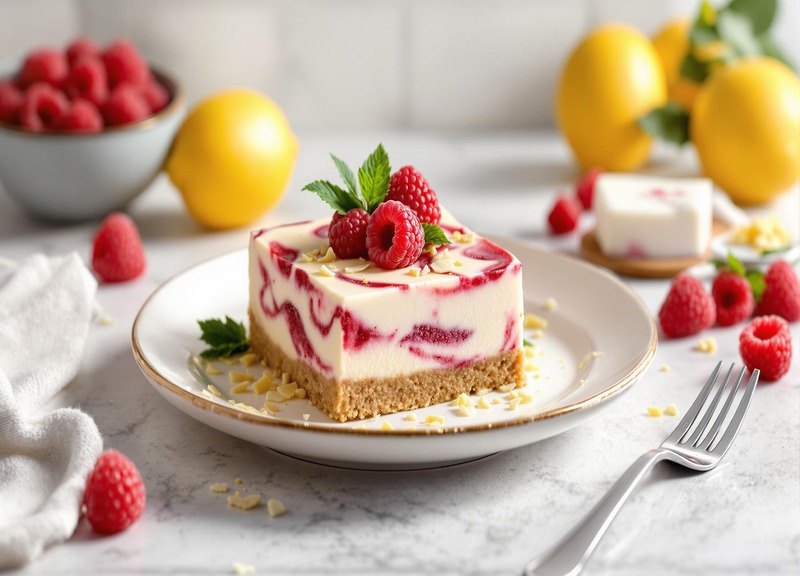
[0, 253, 102, 570]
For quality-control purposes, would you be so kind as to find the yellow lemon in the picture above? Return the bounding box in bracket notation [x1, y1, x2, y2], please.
[166, 88, 298, 230]
[691, 58, 800, 206]
[556, 24, 667, 172]
[651, 18, 702, 112]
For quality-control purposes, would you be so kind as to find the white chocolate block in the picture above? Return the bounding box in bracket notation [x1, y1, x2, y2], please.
[595, 174, 713, 259]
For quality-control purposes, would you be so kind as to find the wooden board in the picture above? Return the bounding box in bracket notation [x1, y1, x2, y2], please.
[580, 220, 729, 279]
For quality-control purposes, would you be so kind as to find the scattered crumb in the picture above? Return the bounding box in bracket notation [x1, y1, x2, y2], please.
[302, 413, 310, 421]
[318, 264, 336, 277]
[344, 262, 370, 274]
[97, 313, 116, 326]
[232, 562, 255, 575]
[352, 424, 368, 430]
[659, 364, 671, 372]
[207, 384, 223, 398]
[317, 246, 336, 263]
[491, 398, 502, 405]
[210, 483, 229, 493]
[519, 391, 534, 404]
[591, 351, 605, 359]
[420, 264, 431, 276]
[664, 403, 679, 416]
[205, 364, 222, 376]
[267, 498, 286, 518]
[380, 421, 395, 431]
[277, 382, 298, 399]
[230, 381, 250, 394]
[252, 373, 275, 394]
[524, 313, 548, 330]
[696, 337, 717, 353]
[234, 478, 242, 485]
[452, 392, 473, 407]
[508, 397, 522, 411]
[542, 297, 558, 312]
[294, 388, 307, 399]
[497, 383, 516, 393]
[476, 396, 491, 409]
[647, 406, 663, 417]
[405, 413, 418, 422]
[430, 258, 455, 274]
[530, 329, 544, 339]
[227, 492, 261, 510]
[408, 267, 421, 277]
[457, 404, 475, 417]
[239, 353, 258, 367]
[425, 414, 445, 426]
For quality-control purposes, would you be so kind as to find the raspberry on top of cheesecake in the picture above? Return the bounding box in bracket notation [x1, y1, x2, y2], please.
[247, 144, 525, 422]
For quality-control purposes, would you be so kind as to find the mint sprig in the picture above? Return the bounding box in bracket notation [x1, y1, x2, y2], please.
[302, 143, 450, 247]
[197, 316, 249, 359]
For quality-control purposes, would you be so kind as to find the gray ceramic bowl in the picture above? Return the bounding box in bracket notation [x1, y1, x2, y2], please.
[0, 69, 185, 222]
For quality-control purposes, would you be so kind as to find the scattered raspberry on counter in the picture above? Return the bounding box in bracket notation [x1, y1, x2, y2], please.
[658, 273, 715, 338]
[754, 260, 800, 322]
[712, 271, 755, 326]
[91, 212, 146, 283]
[739, 315, 792, 381]
[547, 194, 582, 235]
[83, 449, 146, 534]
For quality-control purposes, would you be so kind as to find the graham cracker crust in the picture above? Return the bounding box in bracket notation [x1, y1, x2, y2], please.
[248, 308, 525, 422]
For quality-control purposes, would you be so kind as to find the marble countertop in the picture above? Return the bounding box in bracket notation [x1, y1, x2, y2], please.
[2, 132, 798, 576]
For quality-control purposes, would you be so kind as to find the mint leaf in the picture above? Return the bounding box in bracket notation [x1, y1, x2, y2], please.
[358, 143, 391, 213]
[523, 339, 533, 348]
[637, 103, 690, 146]
[746, 269, 766, 302]
[757, 34, 796, 70]
[303, 179, 364, 214]
[422, 223, 452, 246]
[330, 153, 358, 196]
[726, 251, 747, 276]
[728, 0, 776, 35]
[717, 10, 761, 57]
[198, 316, 249, 359]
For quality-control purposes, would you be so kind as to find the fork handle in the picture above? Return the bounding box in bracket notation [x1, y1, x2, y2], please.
[523, 448, 667, 576]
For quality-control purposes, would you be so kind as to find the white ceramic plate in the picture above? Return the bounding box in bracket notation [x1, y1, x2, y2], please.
[132, 238, 656, 470]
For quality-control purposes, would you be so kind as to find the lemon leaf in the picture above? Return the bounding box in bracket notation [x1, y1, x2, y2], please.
[358, 143, 391, 213]
[302, 180, 363, 214]
[728, 0, 776, 35]
[637, 103, 690, 146]
[330, 153, 358, 197]
[717, 10, 761, 58]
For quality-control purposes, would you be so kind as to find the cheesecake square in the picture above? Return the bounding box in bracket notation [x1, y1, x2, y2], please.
[248, 217, 525, 422]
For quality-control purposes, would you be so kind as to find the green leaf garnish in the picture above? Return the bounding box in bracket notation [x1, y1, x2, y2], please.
[523, 339, 533, 348]
[302, 179, 363, 214]
[358, 143, 391, 213]
[717, 10, 761, 58]
[422, 223, 452, 247]
[197, 316, 250, 359]
[330, 153, 358, 197]
[746, 269, 766, 302]
[726, 251, 747, 276]
[637, 103, 690, 146]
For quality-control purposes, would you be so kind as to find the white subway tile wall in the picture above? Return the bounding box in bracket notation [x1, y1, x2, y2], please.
[1, 0, 798, 130]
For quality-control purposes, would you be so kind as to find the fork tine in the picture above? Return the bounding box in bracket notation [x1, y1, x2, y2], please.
[709, 369, 760, 456]
[697, 365, 746, 450]
[665, 361, 722, 445]
[684, 363, 735, 446]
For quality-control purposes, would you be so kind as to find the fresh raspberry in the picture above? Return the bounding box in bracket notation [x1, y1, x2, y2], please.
[547, 194, 581, 234]
[0, 82, 24, 124]
[140, 79, 169, 113]
[64, 56, 108, 107]
[102, 39, 151, 88]
[576, 167, 602, 210]
[658, 273, 716, 338]
[386, 165, 442, 225]
[329, 208, 370, 259]
[366, 200, 425, 269]
[19, 83, 69, 132]
[66, 36, 101, 67]
[18, 48, 69, 88]
[83, 449, 146, 535]
[57, 99, 103, 132]
[754, 260, 800, 322]
[103, 83, 150, 126]
[712, 271, 754, 326]
[91, 212, 146, 283]
[739, 315, 793, 381]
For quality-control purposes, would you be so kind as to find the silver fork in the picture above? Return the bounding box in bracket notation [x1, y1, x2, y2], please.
[523, 361, 759, 576]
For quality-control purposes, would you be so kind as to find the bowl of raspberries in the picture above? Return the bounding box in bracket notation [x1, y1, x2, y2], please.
[0, 36, 185, 222]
